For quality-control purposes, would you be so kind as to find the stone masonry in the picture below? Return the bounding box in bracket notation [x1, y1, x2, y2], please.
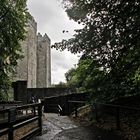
[14, 16, 51, 88]
[37, 33, 51, 87]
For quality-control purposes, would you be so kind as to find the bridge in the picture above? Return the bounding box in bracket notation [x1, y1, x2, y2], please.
[43, 92, 89, 116]
[0, 96, 139, 139]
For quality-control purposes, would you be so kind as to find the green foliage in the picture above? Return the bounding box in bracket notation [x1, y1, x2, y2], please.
[65, 59, 105, 93]
[0, 0, 28, 98]
[53, 0, 140, 102]
[65, 67, 77, 87]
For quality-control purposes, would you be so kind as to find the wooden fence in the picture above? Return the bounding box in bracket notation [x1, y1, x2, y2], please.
[93, 103, 140, 130]
[0, 103, 42, 140]
[64, 100, 140, 130]
[68, 100, 86, 117]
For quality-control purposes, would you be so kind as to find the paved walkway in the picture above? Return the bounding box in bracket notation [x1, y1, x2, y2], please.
[32, 113, 123, 140]
[32, 113, 78, 140]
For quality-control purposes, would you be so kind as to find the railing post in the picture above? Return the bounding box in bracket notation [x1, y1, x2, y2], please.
[8, 107, 16, 140]
[67, 101, 70, 115]
[33, 106, 36, 116]
[74, 103, 78, 117]
[94, 103, 99, 122]
[116, 107, 120, 130]
[38, 104, 42, 135]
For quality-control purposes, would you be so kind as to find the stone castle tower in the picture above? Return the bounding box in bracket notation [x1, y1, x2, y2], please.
[37, 33, 51, 88]
[14, 17, 51, 88]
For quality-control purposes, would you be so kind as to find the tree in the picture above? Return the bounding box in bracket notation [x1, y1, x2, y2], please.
[53, 0, 140, 102]
[0, 0, 28, 99]
[65, 58, 105, 95]
[65, 68, 76, 85]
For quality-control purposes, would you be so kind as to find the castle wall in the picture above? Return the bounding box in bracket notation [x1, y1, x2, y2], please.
[37, 33, 51, 88]
[14, 39, 28, 81]
[27, 19, 37, 88]
[46, 34, 51, 87]
[14, 18, 37, 88]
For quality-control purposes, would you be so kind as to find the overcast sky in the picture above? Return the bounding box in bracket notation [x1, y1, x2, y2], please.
[27, 0, 82, 84]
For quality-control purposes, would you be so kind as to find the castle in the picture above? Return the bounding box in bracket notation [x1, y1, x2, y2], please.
[14, 17, 51, 88]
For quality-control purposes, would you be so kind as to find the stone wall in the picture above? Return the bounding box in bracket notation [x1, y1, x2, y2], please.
[14, 33, 28, 81]
[14, 17, 37, 88]
[13, 81, 27, 104]
[37, 33, 51, 88]
[27, 18, 37, 88]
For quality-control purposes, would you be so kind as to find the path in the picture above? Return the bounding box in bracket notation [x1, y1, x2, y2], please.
[32, 113, 78, 140]
[32, 113, 123, 140]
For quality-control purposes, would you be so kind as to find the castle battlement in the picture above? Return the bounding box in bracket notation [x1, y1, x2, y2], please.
[37, 33, 51, 44]
[28, 16, 37, 30]
[43, 33, 51, 43]
[37, 33, 43, 42]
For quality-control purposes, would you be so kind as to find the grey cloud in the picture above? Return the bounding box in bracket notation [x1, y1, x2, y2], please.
[51, 49, 78, 71]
